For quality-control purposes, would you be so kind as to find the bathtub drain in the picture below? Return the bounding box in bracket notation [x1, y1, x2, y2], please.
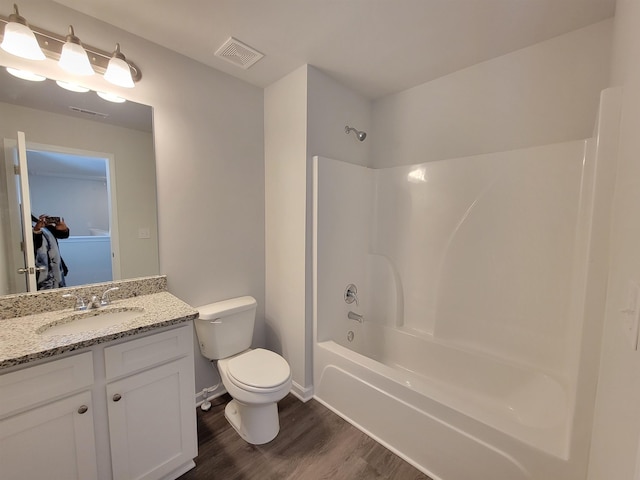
[347, 331, 354, 342]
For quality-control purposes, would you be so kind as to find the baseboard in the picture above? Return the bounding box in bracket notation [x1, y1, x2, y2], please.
[291, 381, 314, 402]
[195, 382, 313, 405]
[160, 460, 195, 480]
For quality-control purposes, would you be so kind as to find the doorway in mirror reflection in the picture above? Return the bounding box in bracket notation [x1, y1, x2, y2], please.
[2, 137, 120, 291]
[28, 147, 115, 287]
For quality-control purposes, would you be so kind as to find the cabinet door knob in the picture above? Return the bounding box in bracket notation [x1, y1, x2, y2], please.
[112, 393, 122, 402]
[77, 405, 88, 414]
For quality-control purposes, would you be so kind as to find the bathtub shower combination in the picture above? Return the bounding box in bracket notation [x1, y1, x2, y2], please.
[312, 91, 619, 480]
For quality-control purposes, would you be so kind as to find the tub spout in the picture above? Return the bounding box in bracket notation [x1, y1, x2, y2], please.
[348, 311, 364, 323]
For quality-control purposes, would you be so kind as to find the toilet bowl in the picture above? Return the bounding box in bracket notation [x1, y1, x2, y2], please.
[217, 348, 291, 444]
[195, 296, 292, 445]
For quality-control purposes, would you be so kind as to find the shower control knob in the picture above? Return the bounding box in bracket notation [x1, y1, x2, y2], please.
[112, 393, 122, 402]
[77, 405, 88, 414]
[344, 284, 359, 306]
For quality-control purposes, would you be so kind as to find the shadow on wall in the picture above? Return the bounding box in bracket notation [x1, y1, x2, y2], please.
[264, 320, 284, 357]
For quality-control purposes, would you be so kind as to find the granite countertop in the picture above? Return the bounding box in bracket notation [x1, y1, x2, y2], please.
[0, 291, 198, 370]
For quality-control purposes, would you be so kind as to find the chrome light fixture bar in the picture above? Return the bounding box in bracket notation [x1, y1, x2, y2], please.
[0, 4, 141, 85]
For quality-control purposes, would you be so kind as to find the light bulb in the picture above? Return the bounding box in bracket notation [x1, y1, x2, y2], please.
[0, 5, 45, 60]
[104, 44, 134, 88]
[58, 25, 94, 76]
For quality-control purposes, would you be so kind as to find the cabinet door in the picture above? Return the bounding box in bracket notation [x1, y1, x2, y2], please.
[107, 356, 197, 480]
[0, 391, 98, 480]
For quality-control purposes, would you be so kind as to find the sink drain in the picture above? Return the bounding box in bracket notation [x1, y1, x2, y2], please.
[347, 331, 354, 342]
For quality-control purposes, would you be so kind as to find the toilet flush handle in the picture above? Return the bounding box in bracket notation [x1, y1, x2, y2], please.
[210, 318, 222, 324]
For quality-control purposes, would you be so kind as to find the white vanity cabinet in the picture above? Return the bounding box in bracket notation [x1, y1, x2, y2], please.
[0, 352, 99, 480]
[104, 325, 198, 480]
[0, 323, 197, 480]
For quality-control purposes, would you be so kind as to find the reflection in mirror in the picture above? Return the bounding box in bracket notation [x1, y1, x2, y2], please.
[26, 144, 116, 289]
[0, 66, 159, 296]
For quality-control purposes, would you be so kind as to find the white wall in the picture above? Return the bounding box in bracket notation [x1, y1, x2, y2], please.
[307, 67, 372, 168]
[264, 66, 309, 397]
[0, 0, 266, 394]
[371, 20, 612, 167]
[121, 23, 265, 395]
[264, 65, 371, 399]
[588, 0, 640, 478]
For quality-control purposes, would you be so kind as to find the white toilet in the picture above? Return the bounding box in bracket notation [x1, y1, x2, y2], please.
[195, 296, 292, 445]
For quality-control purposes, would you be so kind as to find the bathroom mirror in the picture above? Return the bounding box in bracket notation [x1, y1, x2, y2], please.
[0, 66, 159, 295]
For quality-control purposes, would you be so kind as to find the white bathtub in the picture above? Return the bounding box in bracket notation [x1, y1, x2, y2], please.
[314, 332, 579, 480]
[311, 89, 621, 479]
[342, 322, 568, 450]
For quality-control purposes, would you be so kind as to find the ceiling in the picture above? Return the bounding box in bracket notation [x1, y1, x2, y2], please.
[27, 150, 108, 180]
[52, 0, 616, 99]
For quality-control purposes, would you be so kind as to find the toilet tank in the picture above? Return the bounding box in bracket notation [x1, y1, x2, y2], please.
[195, 296, 257, 360]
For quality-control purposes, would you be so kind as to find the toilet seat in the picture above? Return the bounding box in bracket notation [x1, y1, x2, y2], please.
[226, 348, 291, 393]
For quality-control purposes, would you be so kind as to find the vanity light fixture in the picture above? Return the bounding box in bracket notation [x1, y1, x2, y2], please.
[0, 4, 142, 85]
[0, 4, 44, 60]
[58, 25, 94, 76]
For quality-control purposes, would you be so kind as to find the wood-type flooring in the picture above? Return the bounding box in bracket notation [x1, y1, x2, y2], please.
[178, 394, 432, 480]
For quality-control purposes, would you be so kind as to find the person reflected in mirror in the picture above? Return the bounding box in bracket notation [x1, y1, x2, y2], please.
[32, 214, 70, 290]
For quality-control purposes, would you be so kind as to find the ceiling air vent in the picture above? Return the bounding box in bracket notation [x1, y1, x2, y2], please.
[69, 106, 109, 119]
[215, 37, 264, 69]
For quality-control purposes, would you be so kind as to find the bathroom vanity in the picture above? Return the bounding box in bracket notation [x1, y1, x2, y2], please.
[0, 276, 199, 480]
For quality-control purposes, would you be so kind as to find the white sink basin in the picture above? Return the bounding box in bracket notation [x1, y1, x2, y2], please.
[38, 307, 145, 336]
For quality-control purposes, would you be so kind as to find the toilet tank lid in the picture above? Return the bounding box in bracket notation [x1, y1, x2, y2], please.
[197, 296, 257, 320]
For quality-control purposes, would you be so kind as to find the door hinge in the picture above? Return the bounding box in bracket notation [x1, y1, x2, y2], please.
[13, 165, 20, 175]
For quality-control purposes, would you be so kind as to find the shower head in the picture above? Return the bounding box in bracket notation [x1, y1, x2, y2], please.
[345, 125, 367, 141]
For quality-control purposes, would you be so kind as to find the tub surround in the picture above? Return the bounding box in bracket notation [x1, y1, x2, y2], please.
[0, 275, 198, 370]
[313, 123, 608, 479]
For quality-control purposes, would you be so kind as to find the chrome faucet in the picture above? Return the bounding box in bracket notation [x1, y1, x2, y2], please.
[63, 287, 119, 311]
[100, 287, 120, 306]
[348, 311, 364, 323]
[88, 295, 102, 309]
[63, 293, 87, 311]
